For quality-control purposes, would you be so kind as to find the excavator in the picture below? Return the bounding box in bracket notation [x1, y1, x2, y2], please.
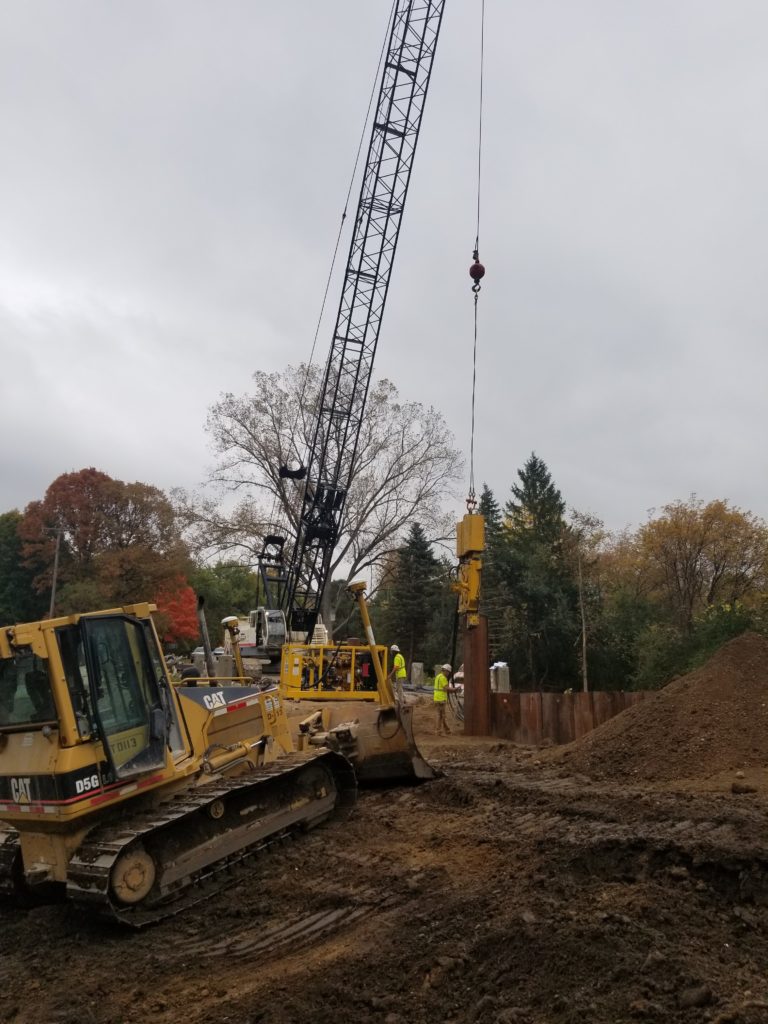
[0, 0, 446, 922]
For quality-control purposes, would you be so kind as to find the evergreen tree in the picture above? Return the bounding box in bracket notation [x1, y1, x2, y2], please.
[421, 554, 458, 675]
[478, 484, 507, 660]
[497, 454, 579, 688]
[373, 523, 441, 669]
[478, 483, 502, 533]
[506, 452, 566, 543]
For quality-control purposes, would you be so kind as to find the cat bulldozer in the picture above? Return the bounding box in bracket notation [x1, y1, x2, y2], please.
[0, 603, 356, 926]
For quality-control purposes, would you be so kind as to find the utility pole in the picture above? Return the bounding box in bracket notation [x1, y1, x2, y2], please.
[578, 552, 589, 693]
[48, 527, 63, 619]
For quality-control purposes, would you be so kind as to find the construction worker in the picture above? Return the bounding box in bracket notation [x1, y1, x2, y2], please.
[434, 663, 453, 736]
[389, 644, 407, 704]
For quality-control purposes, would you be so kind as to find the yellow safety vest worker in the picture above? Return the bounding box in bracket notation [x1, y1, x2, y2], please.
[393, 652, 407, 679]
[434, 671, 449, 703]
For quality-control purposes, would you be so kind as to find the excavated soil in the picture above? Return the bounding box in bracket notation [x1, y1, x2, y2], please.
[2, 696, 768, 1024]
[562, 633, 768, 787]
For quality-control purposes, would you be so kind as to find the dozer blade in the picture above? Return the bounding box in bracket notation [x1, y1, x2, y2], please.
[304, 703, 437, 785]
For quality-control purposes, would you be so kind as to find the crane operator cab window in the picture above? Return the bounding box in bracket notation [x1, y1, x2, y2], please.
[75, 616, 170, 780]
[0, 651, 56, 727]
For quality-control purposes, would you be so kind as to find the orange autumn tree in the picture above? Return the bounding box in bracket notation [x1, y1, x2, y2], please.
[635, 497, 768, 632]
[154, 582, 199, 646]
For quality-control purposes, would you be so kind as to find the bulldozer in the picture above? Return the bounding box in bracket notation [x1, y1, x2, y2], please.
[0, 603, 356, 925]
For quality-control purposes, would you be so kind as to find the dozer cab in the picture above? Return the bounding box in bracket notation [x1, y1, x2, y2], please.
[0, 603, 355, 926]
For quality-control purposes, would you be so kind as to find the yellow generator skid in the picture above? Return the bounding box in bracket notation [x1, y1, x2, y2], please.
[279, 641, 387, 702]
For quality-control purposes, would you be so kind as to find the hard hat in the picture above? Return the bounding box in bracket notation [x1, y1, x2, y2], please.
[442, 663, 452, 672]
[390, 644, 399, 652]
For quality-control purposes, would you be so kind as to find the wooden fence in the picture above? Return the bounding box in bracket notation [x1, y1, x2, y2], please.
[490, 690, 648, 746]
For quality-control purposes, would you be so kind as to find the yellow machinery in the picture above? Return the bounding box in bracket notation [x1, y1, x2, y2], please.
[452, 508, 489, 734]
[292, 583, 434, 784]
[221, 614, 385, 701]
[454, 511, 485, 626]
[0, 603, 355, 925]
[221, 583, 434, 783]
[222, 595, 433, 783]
[221, 615, 253, 682]
[279, 640, 385, 701]
[0, 5, 450, 923]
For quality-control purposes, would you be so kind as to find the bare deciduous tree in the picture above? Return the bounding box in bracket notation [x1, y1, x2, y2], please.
[177, 365, 463, 629]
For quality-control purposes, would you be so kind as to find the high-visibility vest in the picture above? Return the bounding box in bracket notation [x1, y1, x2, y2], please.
[434, 672, 449, 703]
[393, 652, 407, 679]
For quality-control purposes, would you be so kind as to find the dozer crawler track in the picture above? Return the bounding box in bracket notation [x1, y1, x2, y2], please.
[12, 751, 355, 928]
[0, 828, 21, 900]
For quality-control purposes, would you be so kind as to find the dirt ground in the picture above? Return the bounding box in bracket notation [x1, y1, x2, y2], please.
[2, 648, 768, 1024]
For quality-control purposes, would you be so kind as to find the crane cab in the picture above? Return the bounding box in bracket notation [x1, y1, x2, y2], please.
[250, 607, 287, 653]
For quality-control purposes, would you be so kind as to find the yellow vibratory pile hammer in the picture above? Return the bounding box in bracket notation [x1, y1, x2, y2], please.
[0, 604, 355, 925]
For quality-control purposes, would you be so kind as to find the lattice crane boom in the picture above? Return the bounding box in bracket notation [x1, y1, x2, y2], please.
[265, 1, 446, 637]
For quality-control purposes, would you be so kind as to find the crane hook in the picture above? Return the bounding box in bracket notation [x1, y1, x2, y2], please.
[469, 248, 485, 294]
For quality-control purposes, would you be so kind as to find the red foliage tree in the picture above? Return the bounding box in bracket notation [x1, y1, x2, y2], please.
[154, 583, 199, 645]
[20, 468, 192, 614]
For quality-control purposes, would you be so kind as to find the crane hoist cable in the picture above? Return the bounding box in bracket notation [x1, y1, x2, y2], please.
[467, 0, 487, 514]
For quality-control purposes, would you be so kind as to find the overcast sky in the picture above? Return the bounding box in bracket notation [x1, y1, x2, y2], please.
[2, 1, 767, 535]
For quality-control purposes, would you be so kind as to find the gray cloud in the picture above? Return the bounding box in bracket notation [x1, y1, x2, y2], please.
[1, 1, 767, 532]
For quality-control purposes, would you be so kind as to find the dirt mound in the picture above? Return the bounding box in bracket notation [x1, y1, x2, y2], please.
[564, 632, 768, 784]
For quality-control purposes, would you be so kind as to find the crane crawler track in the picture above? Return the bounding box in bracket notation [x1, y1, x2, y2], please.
[65, 751, 356, 927]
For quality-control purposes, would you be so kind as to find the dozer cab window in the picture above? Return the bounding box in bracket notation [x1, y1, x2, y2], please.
[81, 616, 167, 779]
[141, 619, 185, 757]
[0, 651, 56, 727]
[57, 626, 96, 739]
